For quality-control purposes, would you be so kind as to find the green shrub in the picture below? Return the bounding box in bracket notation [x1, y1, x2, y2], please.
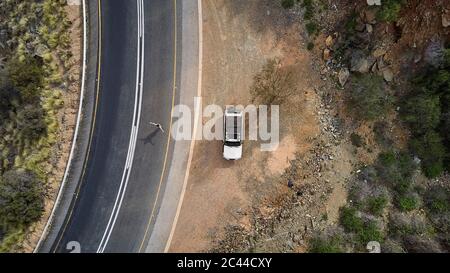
[410, 132, 446, 178]
[7, 55, 44, 102]
[357, 221, 384, 245]
[302, 0, 314, 20]
[309, 234, 343, 253]
[15, 105, 47, 142]
[0, 169, 44, 229]
[350, 74, 393, 121]
[305, 21, 318, 35]
[379, 151, 396, 167]
[366, 195, 388, 216]
[304, 7, 314, 20]
[377, 0, 404, 22]
[402, 94, 441, 136]
[281, 0, 296, 9]
[350, 133, 364, 147]
[376, 151, 417, 195]
[397, 194, 420, 212]
[388, 213, 431, 237]
[373, 121, 394, 147]
[344, 12, 358, 32]
[339, 206, 363, 233]
[401, 47, 450, 177]
[0, 229, 25, 253]
[339, 206, 384, 247]
[382, 239, 406, 253]
[424, 186, 449, 214]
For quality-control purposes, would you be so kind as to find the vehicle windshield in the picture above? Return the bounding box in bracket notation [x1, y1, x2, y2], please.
[225, 140, 241, 147]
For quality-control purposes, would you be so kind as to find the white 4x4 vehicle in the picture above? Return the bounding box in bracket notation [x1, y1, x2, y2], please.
[223, 107, 243, 160]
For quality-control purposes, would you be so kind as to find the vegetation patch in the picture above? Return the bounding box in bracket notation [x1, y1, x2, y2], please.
[401, 48, 450, 178]
[377, 0, 404, 22]
[0, 0, 72, 251]
[349, 74, 393, 121]
[338, 206, 384, 249]
[250, 59, 297, 105]
[309, 233, 344, 253]
[350, 133, 364, 148]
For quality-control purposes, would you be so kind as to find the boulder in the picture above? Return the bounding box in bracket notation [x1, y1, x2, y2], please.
[424, 38, 445, 68]
[372, 48, 387, 58]
[364, 9, 377, 24]
[338, 68, 350, 87]
[367, 0, 381, 6]
[323, 48, 331, 61]
[325, 35, 334, 48]
[382, 68, 394, 82]
[443, 12, 450, 27]
[377, 57, 388, 70]
[34, 44, 48, 57]
[350, 51, 370, 73]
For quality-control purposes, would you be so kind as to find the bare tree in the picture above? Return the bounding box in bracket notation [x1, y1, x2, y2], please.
[250, 59, 297, 105]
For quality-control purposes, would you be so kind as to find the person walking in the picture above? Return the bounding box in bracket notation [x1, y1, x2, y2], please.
[149, 121, 165, 133]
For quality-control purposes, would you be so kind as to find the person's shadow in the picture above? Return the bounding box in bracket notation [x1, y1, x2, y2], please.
[141, 129, 160, 146]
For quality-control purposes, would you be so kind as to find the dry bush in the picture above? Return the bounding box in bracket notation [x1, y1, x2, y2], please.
[250, 59, 297, 105]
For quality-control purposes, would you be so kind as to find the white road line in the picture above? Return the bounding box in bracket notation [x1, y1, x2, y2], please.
[34, 0, 89, 253]
[163, 0, 203, 253]
[100, 0, 145, 252]
[137, 0, 141, 38]
[96, 0, 145, 253]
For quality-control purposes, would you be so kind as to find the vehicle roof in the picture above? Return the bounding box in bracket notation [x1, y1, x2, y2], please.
[225, 113, 242, 142]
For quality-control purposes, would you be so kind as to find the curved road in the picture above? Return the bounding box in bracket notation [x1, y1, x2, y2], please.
[52, 0, 182, 253]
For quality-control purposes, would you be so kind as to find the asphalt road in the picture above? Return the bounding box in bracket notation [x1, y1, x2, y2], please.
[52, 0, 180, 253]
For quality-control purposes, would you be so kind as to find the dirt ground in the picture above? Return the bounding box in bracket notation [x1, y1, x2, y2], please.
[21, 4, 82, 252]
[170, 0, 355, 253]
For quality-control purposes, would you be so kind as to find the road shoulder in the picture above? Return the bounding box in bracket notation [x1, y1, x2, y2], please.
[145, 0, 201, 253]
[35, 0, 100, 253]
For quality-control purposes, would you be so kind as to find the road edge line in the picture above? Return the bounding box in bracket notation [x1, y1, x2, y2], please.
[163, 0, 203, 253]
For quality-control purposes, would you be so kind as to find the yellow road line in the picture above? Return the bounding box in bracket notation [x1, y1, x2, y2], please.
[138, 0, 178, 253]
[53, 0, 103, 252]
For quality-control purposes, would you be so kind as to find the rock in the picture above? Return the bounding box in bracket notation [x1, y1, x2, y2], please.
[372, 48, 387, 58]
[414, 54, 422, 64]
[367, 0, 381, 6]
[68, 0, 81, 5]
[371, 62, 378, 73]
[350, 51, 370, 73]
[325, 35, 334, 48]
[0, 29, 7, 44]
[288, 180, 294, 188]
[34, 44, 48, 57]
[442, 12, 450, 27]
[323, 48, 331, 61]
[364, 9, 377, 24]
[366, 24, 373, 33]
[424, 38, 445, 68]
[382, 68, 394, 82]
[355, 22, 366, 32]
[338, 68, 350, 87]
[377, 57, 387, 70]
